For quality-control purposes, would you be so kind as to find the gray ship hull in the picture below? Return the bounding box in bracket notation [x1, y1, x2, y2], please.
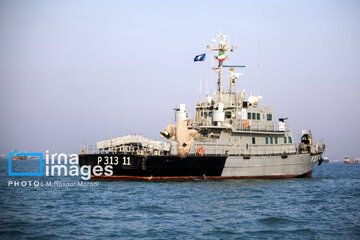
[221, 153, 320, 178]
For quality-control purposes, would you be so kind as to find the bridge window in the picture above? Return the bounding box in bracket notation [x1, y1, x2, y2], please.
[267, 114, 272, 121]
[265, 137, 268, 144]
[225, 111, 232, 118]
[204, 112, 207, 117]
[252, 137, 256, 144]
[252, 113, 256, 120]
[288, 137, 292, 143]
[248, 112, 251, 119]
[209, 112, 213, 117]
[275, 137, 278, 144]
[284, 137, 287, 144]
[257, 113, 260, 120]
[270, 137, 273, 144]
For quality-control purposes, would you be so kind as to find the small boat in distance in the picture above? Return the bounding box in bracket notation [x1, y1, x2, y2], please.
[11, 153, 27, 160]
[344, 157, 358, 164]
[323, 156, 330, 163]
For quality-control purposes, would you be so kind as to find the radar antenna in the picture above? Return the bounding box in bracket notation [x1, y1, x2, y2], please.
[207, 33, 246, 99]
[207, 33, 232, 100]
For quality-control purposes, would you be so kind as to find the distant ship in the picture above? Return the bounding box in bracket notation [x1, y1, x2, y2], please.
[323, 156, 330, 163]
[344, 157, 358, 164]
[11, 153, 27, 160]
[79, 33, 326, 181]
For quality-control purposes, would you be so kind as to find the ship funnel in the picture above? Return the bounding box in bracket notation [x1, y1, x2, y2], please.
[212, 102, 225, 124]
[175, 104, 186, 122]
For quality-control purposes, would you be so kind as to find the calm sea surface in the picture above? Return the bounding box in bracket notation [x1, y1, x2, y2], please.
[0, 160, 359, 240]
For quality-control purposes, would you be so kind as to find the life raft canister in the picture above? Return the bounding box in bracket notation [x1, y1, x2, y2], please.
[243, 119, 249, 129]
[198, 146, 204, 156]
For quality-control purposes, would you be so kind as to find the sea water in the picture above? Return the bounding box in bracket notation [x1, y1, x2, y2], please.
[0, 160, 359, 239]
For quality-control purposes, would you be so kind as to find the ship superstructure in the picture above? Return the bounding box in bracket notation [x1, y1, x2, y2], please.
[79, 33, 326, 180]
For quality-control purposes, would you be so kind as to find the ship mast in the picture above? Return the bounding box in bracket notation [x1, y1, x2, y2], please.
[207, 33, 238, 101]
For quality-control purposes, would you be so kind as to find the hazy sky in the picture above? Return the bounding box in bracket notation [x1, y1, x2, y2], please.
[0, 0, 359, 159]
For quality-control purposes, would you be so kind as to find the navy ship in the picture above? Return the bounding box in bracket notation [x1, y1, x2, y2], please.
[79, 33, 326, 180]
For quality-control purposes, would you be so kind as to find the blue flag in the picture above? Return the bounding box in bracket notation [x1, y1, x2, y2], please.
[194, 53, 206, 62]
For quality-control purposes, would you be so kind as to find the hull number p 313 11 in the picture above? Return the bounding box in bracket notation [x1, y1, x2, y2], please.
[97, 156, 131, 166]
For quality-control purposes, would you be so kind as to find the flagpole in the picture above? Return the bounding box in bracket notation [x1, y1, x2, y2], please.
[205, 56, 208, 97]
[199, 57, 205, 101]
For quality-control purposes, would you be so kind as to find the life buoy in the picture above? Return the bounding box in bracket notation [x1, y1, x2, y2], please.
[198, 146, 204, 156]
[243, 120, 249, 129]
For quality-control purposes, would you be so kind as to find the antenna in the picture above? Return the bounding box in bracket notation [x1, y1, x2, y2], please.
[110, 129, 113, 152]
[257, 37, 260, 96]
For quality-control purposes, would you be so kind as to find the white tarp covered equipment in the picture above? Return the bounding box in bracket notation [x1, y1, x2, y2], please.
[97, 134, 170, 152]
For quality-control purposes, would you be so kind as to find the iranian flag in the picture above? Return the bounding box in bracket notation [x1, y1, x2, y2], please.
[217, 53, 226, 61]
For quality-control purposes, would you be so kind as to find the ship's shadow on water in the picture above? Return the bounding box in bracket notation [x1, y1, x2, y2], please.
[0, 161, 359, 239]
